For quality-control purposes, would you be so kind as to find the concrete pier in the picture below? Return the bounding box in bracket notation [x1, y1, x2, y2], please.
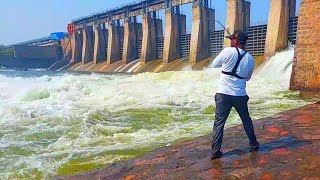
[237, 0, 244, 31]
[122, 18, 141, 64]
[155, 19, 163, 39]
[264, 0, 290, 57]
[141, 13, 159, 65]
[208, 9, 215, 32]
[243, 1, 251, 30]
[189, 5, 211, 64]
[163, 9, 186, 63]
[107, 21, 122, 65]
[82, 27, 94, 64]
[224, 0, 251, 47]
[60, 37, 72, 60]
[224, 0, 239, 47]
[289, 0, 297, 18]
[93, 24, 107, 64]
[71, 30, 83, 63]
[290, 0, 320, 92]
[179, 14, 187, 35]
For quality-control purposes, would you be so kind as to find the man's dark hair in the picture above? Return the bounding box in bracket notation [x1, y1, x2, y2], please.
[239, 40, 247, 45]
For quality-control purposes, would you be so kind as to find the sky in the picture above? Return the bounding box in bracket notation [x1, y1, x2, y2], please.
[0, 0, 301, 45]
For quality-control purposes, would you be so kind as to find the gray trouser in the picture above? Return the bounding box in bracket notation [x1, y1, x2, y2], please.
[212, 93, 258, 154]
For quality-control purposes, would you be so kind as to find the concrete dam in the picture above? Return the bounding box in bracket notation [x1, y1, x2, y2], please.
[60, 0, 319, 92]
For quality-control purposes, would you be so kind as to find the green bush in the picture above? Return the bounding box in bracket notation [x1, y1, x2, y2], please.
[0, 44, 14, 57]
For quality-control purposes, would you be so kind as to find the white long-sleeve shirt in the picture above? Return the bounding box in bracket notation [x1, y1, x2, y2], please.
[211, 47, 255, 96]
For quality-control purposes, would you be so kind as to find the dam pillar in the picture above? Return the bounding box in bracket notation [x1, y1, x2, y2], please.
[163, 6, 186, 63]
[243, 1, 251, 30]
[122, 17, 140, 64]
[93, 23, 107, 64]
[289, 0, 296, 18]
[82, 26, 94, 64]
[180, 14, 187, 35]
[224, 0, 250, 47]
[155, 19, 163, 39]
[141, 13, 158, 65]
[104, 26, 109, 62]
[107, 21, 122, 65]
[237, 0, 244, 30]
[208, 8, 215, 32]
[290, 0, 320, 93]
[224, 0, 238, 47]
[264, 0, 289, 57]
[71, 30, 83, 63]
[189, 4, 211, 64]
[60, 37, 72, 60]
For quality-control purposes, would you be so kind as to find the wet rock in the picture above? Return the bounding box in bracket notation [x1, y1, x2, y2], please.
[56, 102, 320, 180]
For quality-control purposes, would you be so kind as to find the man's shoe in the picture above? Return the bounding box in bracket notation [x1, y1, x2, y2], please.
[250, 143, 260, 151]
[211, 151, 223, 160]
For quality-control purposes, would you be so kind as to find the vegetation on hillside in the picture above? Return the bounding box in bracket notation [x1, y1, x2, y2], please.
[0, 44, 14, 57]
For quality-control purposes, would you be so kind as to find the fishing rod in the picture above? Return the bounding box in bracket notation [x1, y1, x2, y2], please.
[215, 20, 231, 36]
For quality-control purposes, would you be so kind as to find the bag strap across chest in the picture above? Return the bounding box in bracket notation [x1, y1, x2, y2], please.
[222, 47, 247, 79]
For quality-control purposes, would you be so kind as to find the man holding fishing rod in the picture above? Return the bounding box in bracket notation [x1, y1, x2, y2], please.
[210, 29, 259, 159]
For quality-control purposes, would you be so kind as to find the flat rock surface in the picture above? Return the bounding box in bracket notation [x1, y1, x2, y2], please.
[56, 102, 320, 180]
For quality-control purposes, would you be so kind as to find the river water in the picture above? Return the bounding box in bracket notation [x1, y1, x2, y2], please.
[0, 48, 315, 179]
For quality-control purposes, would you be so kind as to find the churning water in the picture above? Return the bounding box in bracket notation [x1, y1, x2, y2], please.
[0, 48, 315, 179]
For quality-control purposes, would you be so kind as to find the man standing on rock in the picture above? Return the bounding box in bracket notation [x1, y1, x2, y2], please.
[210, 30, 259, 159]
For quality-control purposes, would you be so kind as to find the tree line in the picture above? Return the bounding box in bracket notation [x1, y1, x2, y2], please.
[0, 44, 14, 57]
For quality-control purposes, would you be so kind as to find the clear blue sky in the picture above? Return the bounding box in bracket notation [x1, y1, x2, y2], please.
[0, 0, 301, 45]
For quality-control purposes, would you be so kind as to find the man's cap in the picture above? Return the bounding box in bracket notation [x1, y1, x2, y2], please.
[226, 30, 248, 43]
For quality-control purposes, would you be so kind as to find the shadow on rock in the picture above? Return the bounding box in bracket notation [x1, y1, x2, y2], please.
[223, 135, 312, 157]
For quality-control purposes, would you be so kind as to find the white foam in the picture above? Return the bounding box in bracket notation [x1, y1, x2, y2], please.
[256, 45, 295, 89]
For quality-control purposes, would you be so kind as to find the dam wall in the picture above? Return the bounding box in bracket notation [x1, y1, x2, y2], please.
[64, 0, 300, 74]
[62, 0, 320, 94]
[13, 45, 60, 60]
[290, 0, 320, 93]
[0, 56, 57, 69]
